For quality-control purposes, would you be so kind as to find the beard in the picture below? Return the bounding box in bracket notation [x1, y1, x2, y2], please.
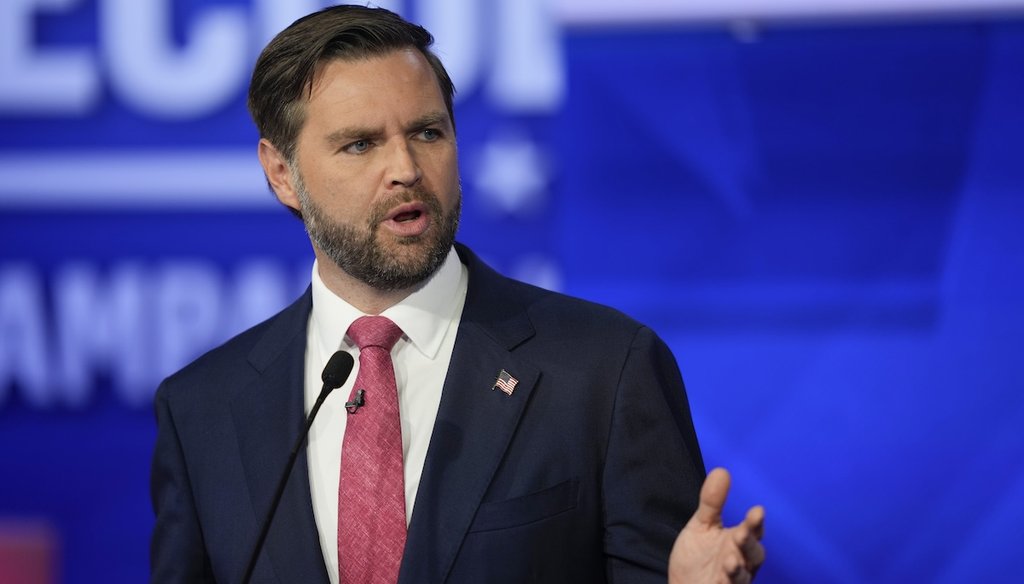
[294, 174, 461, 292]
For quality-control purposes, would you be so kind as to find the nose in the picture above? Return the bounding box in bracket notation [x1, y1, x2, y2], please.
[386, 140, 422, 188]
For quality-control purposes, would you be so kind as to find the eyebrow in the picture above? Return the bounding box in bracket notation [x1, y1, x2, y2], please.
[407, 112, 450, 132]
[325, 126, 382, 149]
[323, 112, 452, 149]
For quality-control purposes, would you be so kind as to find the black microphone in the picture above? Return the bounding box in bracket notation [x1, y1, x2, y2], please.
[240, 350, 355, 584]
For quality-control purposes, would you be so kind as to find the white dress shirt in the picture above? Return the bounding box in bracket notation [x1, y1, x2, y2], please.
[303, 248, 468, 582]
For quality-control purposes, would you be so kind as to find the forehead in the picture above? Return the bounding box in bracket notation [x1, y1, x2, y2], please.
[302, 49, 447, 130]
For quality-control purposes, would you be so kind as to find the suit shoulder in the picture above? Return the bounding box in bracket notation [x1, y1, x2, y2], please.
[157, 290, 309, 402]
[504, 277, 652, 343]
[460, 243, 645, 334]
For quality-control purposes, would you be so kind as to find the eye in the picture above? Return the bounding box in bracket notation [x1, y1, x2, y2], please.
[345, 139, 372, 154]
[419, 128, 442, 142]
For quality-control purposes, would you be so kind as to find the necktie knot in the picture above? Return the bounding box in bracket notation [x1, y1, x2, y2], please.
[347, 316, 403, 352]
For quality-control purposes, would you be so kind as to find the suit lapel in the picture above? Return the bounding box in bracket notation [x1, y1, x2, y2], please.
[400, 246, 539, 584]
[231, 290, 331, 583]
[226, 247, 538, 583]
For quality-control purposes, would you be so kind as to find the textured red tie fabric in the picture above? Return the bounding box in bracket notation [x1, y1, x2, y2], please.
[338, 316, 407, 584]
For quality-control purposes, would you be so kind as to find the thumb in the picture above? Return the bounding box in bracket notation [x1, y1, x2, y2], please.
[693, 467, 731, 527]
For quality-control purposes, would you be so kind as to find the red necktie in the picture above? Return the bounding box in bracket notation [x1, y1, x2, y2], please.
[338, 316, 407, 584]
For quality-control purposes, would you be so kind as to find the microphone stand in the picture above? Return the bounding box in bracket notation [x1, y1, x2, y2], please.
[240, 351, 354, 584]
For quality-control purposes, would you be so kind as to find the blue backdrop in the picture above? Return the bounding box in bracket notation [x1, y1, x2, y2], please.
[1, 1, 1022, 582]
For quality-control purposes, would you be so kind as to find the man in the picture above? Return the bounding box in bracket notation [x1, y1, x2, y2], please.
[150, 5, 764, 583]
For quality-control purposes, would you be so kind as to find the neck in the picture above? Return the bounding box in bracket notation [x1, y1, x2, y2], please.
[314, 251, 422, 315]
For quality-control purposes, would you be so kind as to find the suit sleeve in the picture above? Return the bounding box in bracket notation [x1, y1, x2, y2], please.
[150, 380, 215, 583]
[602, 326, 706, 583]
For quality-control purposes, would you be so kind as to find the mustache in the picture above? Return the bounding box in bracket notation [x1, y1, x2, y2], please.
[367, 187, 445, 226]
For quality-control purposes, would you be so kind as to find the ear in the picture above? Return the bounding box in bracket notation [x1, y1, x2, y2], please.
[257, 138, 301, 212]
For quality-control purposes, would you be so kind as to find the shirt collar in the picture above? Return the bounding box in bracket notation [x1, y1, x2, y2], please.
[310, 247, 465, 360]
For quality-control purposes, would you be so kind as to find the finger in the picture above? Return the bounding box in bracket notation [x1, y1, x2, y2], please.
[693, 467, 731, 527]
[730, 521, 750, 548]
[745, 505, 766, 540]
[731, 570, 752, 584]
[733, 522, 763, 560]
[724, 548, 745, 578]
[741, 538, 765, 574]
[725, 550, 751, 584]
[730, 510, 765, 572]
[730, 506, 765, 544]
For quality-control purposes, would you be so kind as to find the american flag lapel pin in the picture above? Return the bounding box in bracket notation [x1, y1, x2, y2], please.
[493, 369, 518, 396]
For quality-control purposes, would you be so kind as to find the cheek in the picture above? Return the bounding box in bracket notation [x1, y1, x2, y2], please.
[429, 151, 461, 194]
[316, 173, 377, 214]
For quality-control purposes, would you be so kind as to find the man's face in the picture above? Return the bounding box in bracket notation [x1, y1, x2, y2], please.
[286, 49, 461, 291]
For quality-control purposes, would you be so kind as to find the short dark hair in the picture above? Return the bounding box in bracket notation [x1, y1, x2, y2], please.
[247, 5, 456, 163]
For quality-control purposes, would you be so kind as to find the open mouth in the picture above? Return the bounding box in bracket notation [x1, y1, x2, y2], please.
[381, 201, 432, 237]
[393, 209, 423, 223]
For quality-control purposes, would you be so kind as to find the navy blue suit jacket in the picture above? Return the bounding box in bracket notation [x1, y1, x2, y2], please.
[151, 244, 705, 583]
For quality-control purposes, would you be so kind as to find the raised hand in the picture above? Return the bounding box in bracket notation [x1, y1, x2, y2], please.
[669, 468, 765, 584]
